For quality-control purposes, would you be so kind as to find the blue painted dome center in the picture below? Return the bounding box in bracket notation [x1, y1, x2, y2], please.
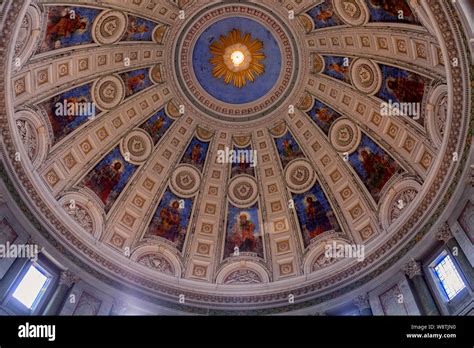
[192, 17, 282, 105]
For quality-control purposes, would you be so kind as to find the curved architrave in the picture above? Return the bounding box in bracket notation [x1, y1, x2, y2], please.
[306, 26, 446, 80]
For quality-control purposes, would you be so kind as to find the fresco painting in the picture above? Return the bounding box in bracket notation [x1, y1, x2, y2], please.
[306, 2, 344, 29]
[349, 134, 400, 202]
[40, 83, 97, 144]
[139, 108, 174, 145]
[377, 64, 426, 104]
[82, 147, 137, 213]
[274, 131, 305, 168]
[39, 6, 100, 53]
[322, 56, 351, 84]
[122, 15, 156, 41]
[231, 145, 256, 178]
[306, 99, 342, 135]
[368, 0, 419, 24]
[180, 137, 210, 172]
[293, 182, 340, 248]
[145, 190, 194, 252]
[224, 203, 263, 258]
[119, 68, 153, 97]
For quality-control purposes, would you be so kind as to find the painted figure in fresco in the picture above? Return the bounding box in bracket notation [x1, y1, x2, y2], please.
[360, 149, 397, 194]
[238, 152, 249, 171]
[85, 160, 124, 203]
[282, 139, 295, 157]
[315, 9, 333, 22]
[315, 107, 334, 123]
[128, 18, 150, 35]
[149, 116, 165, 135]
[370, 0, 412, 17]
[153, 200, 182, 242]
[229, 213, 257, 253]
[386, 75, 425, 103]
[46, 11, 87, 49]
[328, 62, 348, 76]
[304, 196, 332, 238]
[190, 143, 202, 165]
[126, 73, 146, 95]
[49, 96, 87, 133]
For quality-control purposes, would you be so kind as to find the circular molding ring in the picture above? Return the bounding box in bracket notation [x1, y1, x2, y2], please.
[350, 58, 382, 95]
[333, 0, 370, 26]
[92, 10, 128, 45]
[92, 75, 126, 111]
[120, 129, 153, 165]
[170, 164, 202, 198]
[228, 175, 259, 208]
[284, 159, 316, 193]
[329, 118, 361, 154]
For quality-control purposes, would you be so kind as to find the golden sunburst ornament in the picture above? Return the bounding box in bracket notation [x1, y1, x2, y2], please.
[209, 29, 266, 88]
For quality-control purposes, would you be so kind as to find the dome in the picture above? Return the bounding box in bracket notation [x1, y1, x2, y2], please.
[0, 0, 472, 315]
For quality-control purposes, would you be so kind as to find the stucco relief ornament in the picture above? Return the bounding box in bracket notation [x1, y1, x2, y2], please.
[16, 119, 37, 161]
[228, 176, 258, 207]
[92, 10, 128, 45]
[285, 160, 315, 193]
[436, 94, 448, 137]
[64, 203, 94, 234]
[389, 188, 418, 224]
[59, 270, 79, 287]
[112, 299, 128, 315]
[92, 75, 125, 111]
[170, 165, 201, 198]
[334, 0, 368, 26]
[209, 29, 266, 88]
[312, 253, 338, 270]
[353, 294, 370, 310]
[435, 222, 453, 243]
[402, 259, 422, 279]
[224, 269, 262, 284]
[350, 59, 382, 95]
[137, 254, 174, 275]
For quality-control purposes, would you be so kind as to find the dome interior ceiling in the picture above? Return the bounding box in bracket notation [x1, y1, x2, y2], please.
[2, 0, 471, 312]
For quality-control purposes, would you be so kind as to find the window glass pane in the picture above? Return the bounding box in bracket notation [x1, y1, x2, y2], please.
[434, 255, 466, 301]
[12, 264, 49, 309]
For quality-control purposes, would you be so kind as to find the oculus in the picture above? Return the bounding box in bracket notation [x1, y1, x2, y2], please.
[209, 29, 265, 89]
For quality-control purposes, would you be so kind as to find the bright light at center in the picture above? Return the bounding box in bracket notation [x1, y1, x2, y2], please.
[231, 51, 245, 66]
